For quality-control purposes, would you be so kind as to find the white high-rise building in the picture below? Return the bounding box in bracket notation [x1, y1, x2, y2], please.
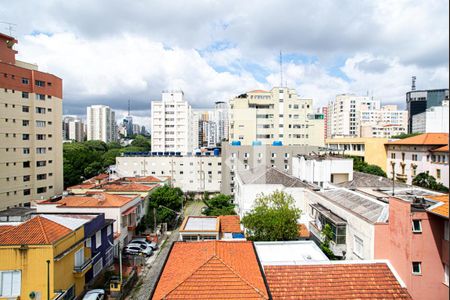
[328, 94, 380, 138]
[412, 100, 449, 133]
[62, 116, 85, 142]
[151, 91, 196, 154]
[214, 101, 229, 143]
[86, 105, 117, 142]
[359, 105, 408, 138]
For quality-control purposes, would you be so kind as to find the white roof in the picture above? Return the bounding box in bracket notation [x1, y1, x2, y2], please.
[40, 214, 94, 230]
[254, 241, 329, 265]
[184, 217, 218, 231]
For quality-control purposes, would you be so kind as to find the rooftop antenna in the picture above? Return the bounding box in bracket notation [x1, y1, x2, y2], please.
[411, 76, 416, 91]
[280, 51, 283, 88]
[0, 22, 17, 36]
[127, 100, 131, 116]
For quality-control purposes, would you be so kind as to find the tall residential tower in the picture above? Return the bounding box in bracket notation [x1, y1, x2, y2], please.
[86, 105, 117, 142]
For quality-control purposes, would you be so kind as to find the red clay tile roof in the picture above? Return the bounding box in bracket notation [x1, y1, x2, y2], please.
[297, 224, 310, 238]
[249, 90, 270, 93]
[124, 176, 164, 183]
[426, 194, 449, 219]
[219, 215, 242, 233]
[0, 216, 71, 245]
[264, 263, 411, 299]
[387, 133, 448, 145]
[67, 183, 98, 190]
[152, 241, 269, 299]
[52, 193, 137, 208]
[102, 183, 155, 192]
[431, 145, 449, 152]
[0, 225, 15, 235]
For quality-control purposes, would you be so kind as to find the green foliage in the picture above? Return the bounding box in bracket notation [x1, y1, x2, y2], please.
[350, 156, 387, 177]
[130, 135, 151, 150]
[320, 224, 335, 259]
[413, 172, 449, 192]
[204, 194, 236, 216]
[391, 133, 421, 139]
[148, 186, 184, 224]
[241, 191, 301, 241]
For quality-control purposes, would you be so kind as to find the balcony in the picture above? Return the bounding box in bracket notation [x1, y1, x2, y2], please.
[73, 257, 92, 276]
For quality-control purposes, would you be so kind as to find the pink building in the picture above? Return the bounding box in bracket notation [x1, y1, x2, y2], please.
[375, 195, 449, 300]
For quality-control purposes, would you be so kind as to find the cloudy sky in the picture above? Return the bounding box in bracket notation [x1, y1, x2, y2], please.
[2, 0, 449, 128]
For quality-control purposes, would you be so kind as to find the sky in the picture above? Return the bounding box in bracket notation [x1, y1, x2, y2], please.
[2, 0, 449, 128]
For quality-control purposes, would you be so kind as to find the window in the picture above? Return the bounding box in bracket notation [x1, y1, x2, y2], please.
[23, 189, 30, 196]
[37, 187, 47, 194]
[0, 270, 21, 297]
[35, 107, 45, 114]
[23, 148, 30, 154]
[95, 230, 102, 248]
[23, 175, 30, 182]
[22, 78, 29, 84]
[22, 134, 29, 140]
[85, 238, 91, 248]
[23, 161, 30, 168]
[37, 174, 47, 180]
[412, 220, 422, 233]
[412, 262, 421, 275]
[353, 236, 364, 258]
[21, 92, 29, 99]
[35, 93, 45, 100]
[107, 225, 112, 236]
[22, 120, 29, 126]
[445, 264, 449, 286]
[36, 120, 46, 127]
[436, 169, 441, 179]
[93, 258, 103, 277]
[36, 134, 46, 140]
[22, 106, 29, 112]
[74, 248, 84, 267]
[36, 148, 46, 154]
[36, 161, 46, 167]
[391, 153, 396, 159]
[412, 154, 418, 161]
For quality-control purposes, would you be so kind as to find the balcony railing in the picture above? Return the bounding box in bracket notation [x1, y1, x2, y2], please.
[73, 257, 92, 274]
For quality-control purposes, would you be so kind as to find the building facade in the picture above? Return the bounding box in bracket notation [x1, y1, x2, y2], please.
[386, 133, 449, 187]
[86, 105, 117, 142]
[151, 90, 197, 155]
[63, 116, 85, 142]
[215, 101, 229, 143]
[360, 105, 408, 138]
[406, 88, 449, 133]
[116, 154, 222, 193]
[412, 100, 449, 133]
[229, 87, 324, 146]
[0, 33, 63, 210]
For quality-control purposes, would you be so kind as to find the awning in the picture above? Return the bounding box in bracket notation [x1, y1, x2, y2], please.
[122, 206, 137, 216]
[310, 203, 346, 225]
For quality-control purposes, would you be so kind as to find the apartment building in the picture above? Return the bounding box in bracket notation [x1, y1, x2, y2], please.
[328, 94, 379, 138]
[229, 87, 325, 146]
[325, 137, 389, 171]
[360, 105, 408, 138]
[63, 116, 85, 142]
[412, 100, 449, 133]
[0, 33, 63, 210]
[86, 105, 117, 142]
[194, 109, 218, 148]
[220, 143, 319, 195]
[215, 101, 229, 143]
[386, 133, 449, 187]
[151, 90, 197, 154]
[406, 88, 449, 133]
[115, 153, 222, 193]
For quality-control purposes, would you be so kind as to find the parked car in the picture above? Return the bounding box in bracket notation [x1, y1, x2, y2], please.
[130, 238, 159, 250]
[123, 243, 153, 257]
[83, 289, 105, 300]
[201, 206, 208, 214]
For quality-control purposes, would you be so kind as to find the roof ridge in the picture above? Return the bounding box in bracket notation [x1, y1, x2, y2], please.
[248, 167, 270, 184]
[36, 216, 50, 244]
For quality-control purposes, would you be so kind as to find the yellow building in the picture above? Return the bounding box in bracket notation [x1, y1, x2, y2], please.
[325, 137, 389, 171]
[0, 216, 91, 300]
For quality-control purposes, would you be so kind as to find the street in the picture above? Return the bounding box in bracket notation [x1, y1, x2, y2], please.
[129, 200, 204, 300]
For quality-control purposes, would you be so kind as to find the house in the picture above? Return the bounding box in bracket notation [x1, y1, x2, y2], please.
[374, 193, 449, 299]
[264, 261, 411, 299]
[386, 133, 448, 187]
[122, 175, 170, 186]
[254, 241, 329, 265]
[179, 215, 244, 241]
[0, 213, 112, 299]
[36, 192, 144, 255]
[151, 241, 270, 299]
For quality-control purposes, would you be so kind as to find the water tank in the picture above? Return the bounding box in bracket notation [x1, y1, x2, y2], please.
[205, 152, 210, 156]
[213, 148, 220, 156]
[231, 141, 241, 146]
[252, 140, 262, 146]
[157, 152, 163, 156]
[272, 141, 283, 146]
[175, 152, 181, 156]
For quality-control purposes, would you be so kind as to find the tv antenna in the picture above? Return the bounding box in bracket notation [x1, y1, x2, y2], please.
[0, 22, 17, 36]
[411, 76, 416, 91]
[279, 51, 283, 88]
[128, 100, 131, 116]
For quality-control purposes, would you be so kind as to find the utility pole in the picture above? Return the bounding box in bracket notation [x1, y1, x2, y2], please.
[118, 241, 123, 287]
[153, 207, 157, 233]
[391, 161, 396, 196]
[46, 260, 50, 300]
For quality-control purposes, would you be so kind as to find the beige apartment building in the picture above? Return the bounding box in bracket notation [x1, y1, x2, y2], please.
[229, 87, 325, 146]
[0, 33, 63, 209]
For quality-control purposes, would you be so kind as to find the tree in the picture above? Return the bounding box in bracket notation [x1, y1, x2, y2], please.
[148, 186, 184, 225]
[241, 191, 301, 241]
[391, 133, 420, 139]
[130, 135, 151, 151]
[204, 194, 236, 216]
[351, 156, 387, 177]
[319, 224, 335, 259]
[413, 172, 449, 192]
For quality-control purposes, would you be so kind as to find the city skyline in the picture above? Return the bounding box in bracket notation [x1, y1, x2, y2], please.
[2, 0, 449, 129]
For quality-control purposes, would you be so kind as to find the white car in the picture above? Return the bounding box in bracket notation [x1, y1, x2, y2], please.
[83, 289, 105, 300]
[124, 243, 153, 256]
[130, 238, 158, 250]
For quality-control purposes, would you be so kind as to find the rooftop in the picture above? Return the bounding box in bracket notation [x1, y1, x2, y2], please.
[0, 216, 72, 245]
[431, 145, 449, 152]
[387, 133, 448, 146]
[318, 188, 388, 223]
[218, 215, 242, 233]
[239, 166, 311, 188]
[101, 182, 156, 192]
[336, 171, 410, 189]
[426, 194, 449, 219]
[123, 175, 165, 183]
[254, 241, 329, 265]
[264, 262, 411, 299]
[181, 216, 219, 232]
[152, 241, 269, 299]
[44, 193, 138, 208]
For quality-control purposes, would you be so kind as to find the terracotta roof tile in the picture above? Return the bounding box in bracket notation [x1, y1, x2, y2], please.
[219, 215, 242, 233]
[52, 193, 137, 208]
[152, 241, 269, 300]
[67, 183, 98, 190]
[103, 183, 155, 192]
[0, 225, 15, 235]
[264, 263, 411, 299]
[387, 133, 448, 145]
[0, 216, 71, 245]
[427, 194, 449, 218]
[431, 145, 449, 152]
[124, 176, 164, 183]
[298, 224, 310, 238]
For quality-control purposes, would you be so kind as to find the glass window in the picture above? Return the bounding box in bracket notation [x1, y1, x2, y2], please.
[412, 220, 422, 233]
[74, 248, 84, 267]
[95, 230, 102, 248]
[412, 262, 421, 275]
[0, 270, 21, 297]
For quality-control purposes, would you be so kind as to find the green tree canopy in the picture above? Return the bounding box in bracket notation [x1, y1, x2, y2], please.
[351, 156, 387, 177]
[148, 185, 184, 224]
[130, 135, 151, 150]
[413, 172, 449, 192]
[391, 133, 421, 139]
[241, 191, 301, 241]
[204, 194, 236, 216]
